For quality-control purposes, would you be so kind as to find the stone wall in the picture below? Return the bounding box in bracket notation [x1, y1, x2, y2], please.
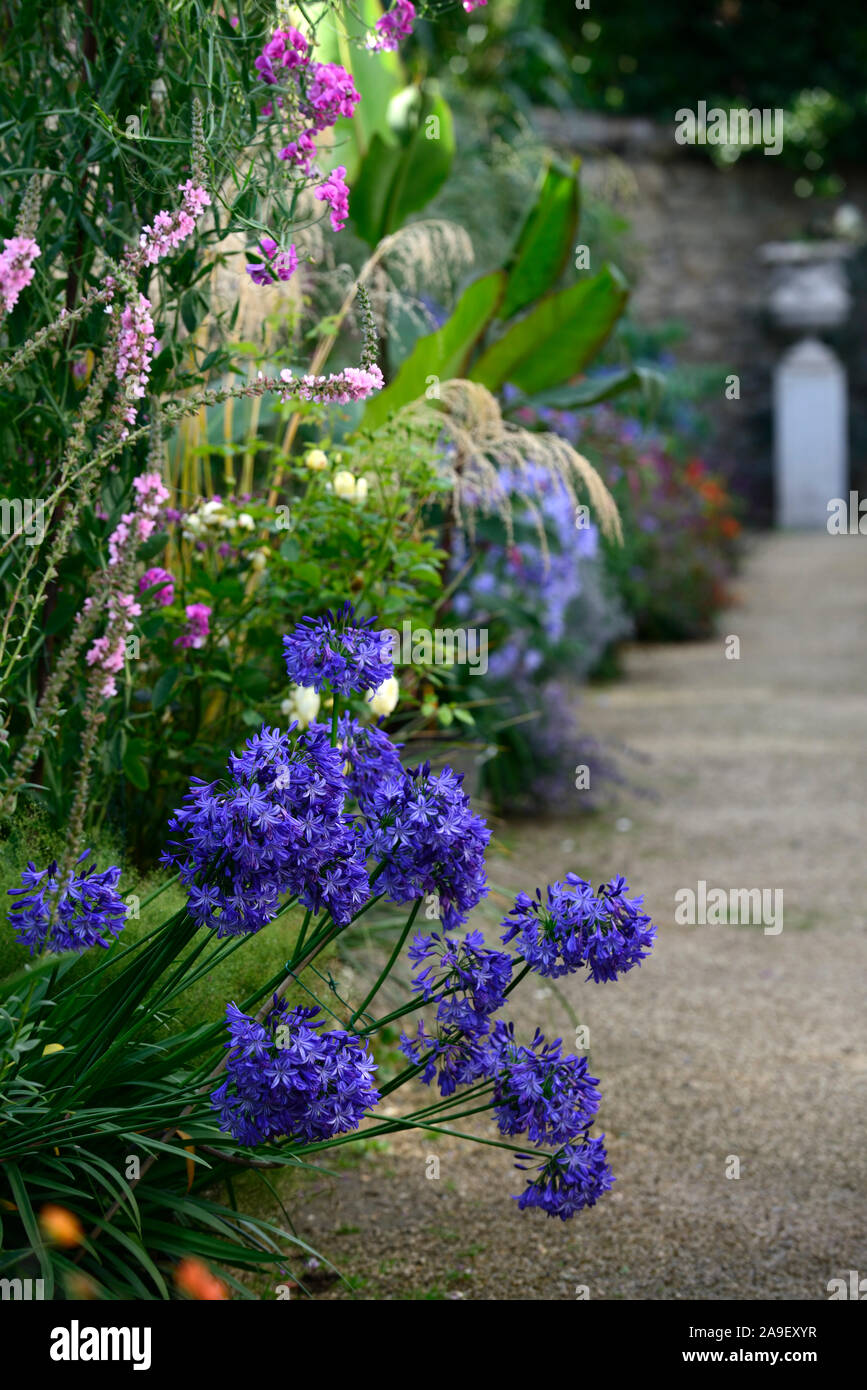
[534, 110, 867, 523]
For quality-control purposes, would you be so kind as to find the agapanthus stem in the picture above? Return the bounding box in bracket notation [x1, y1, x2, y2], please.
[349, 897, 421, 1027]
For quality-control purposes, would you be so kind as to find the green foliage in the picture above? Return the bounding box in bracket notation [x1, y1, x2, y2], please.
[361, 158, 631, 427]
[350, 84, 456, 245]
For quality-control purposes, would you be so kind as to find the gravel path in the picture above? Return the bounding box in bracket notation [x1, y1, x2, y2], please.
[298, 534, 867, 1300]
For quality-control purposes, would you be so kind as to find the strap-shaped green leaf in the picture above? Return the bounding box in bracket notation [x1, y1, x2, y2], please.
[361, 270, 506, 430]
[500, 159, 581, 321]
[471, 263, 629, 394]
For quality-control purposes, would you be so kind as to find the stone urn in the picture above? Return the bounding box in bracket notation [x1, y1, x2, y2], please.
[759, 241, 853, 529]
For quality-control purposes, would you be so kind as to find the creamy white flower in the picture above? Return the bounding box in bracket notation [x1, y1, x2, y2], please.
[306, 449, 328, 471]
[249, 548, 268, 572]
[367, 676, 399, 717]
[283, 684, 321, 728]
[354, 476, 369, 505]
[237, 512, 255, 530]
[333, 469, 357, 499]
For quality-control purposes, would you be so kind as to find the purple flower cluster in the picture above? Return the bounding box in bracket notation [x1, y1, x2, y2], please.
[0, 234, 40, 313]
[370, 0, 416, 52]
[115, 293, 157, 403]
[363, 763, 490, 929]
[515, 1136, 615, 1220]
[254, 28, 360, 222]
[293, 363, 384, 403]
[313, 166, 350, 233]
[8, 851, 126, 956]
[212, 1001, 379, 1146]
[399, 1020, 498, 1097]
[408, 928, 512, 1035]
[489, 1022, 600, 1146]
[310, 713, 403, 811]
[500, 873, 656, 982]
[139, 566, 175, 607]
[282, 602, 392, 696]
[246, 236, 298, 286]
[174, 601, 211, 650]
[163, 724, 369, 935]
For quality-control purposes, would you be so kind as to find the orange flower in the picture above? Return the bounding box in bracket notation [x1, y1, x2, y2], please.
[39, 1204, 84, 1248]
[720, 515, 741, 539]
[175, 1256, 229, 1300]
[699, 480, 726, 506]
[64, 1271, 101, 1299]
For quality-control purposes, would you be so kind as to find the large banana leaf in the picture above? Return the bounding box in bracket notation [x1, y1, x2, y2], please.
[361, 271, 506, 430]
[350, 84, 455, 247]
[500, 158, 581, 321]
[471, 263, 629, 394]
[503, 364, 666, 415]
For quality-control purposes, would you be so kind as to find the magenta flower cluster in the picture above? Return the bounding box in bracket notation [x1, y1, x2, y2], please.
[174, 602, 212, 650]
[313, 166, 350, 233]
[253, 28, 360, 231]
[0, 235, 40, 313]
[246, 236, 298, 286]
[371, 0, 416, 52]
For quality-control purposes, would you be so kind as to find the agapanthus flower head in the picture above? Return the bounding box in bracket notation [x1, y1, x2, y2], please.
[211, 999, 379, 1146]
[163, 723, 369, 935]
[500, 873, 655, 982]
[8, 851, 126, 956]
[408, 928, 512, 1036]
[282, 601, 393, 696]
[399, 1019, 498, 1097]
[363, 762, 490, 929]
[489, 1021, 601, 1146]
[514, 1135, 614, 1220]
[309, 712, 403, 810]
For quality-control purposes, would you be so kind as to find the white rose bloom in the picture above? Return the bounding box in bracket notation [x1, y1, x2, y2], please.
[333, 469, 357, 499]
[237, 512, 255, 531]
[367, 676, 399, 717]
[250, 548, 268, 572]
[306, 449, 328, 471]
[354, 476, 369, 505]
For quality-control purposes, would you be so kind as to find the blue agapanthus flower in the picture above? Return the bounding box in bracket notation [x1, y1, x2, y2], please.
[7, 851, 127, 956]
[407, 928, 512, 1036]
[282, 601, 392, 696]
[211, 1000, 380, 1146]
[163, 723, 369, 935]
[500, 873, 656, 982]
[398, 1019, 499, 1097]
[515, 1136, 615, 1220]
[489, 1021, 601, 1146]
[309, 712, 403, 811]
[363, 763, 490, 929]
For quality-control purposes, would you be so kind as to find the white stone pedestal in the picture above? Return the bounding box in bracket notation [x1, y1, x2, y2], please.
[774, 337, 847, 529]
